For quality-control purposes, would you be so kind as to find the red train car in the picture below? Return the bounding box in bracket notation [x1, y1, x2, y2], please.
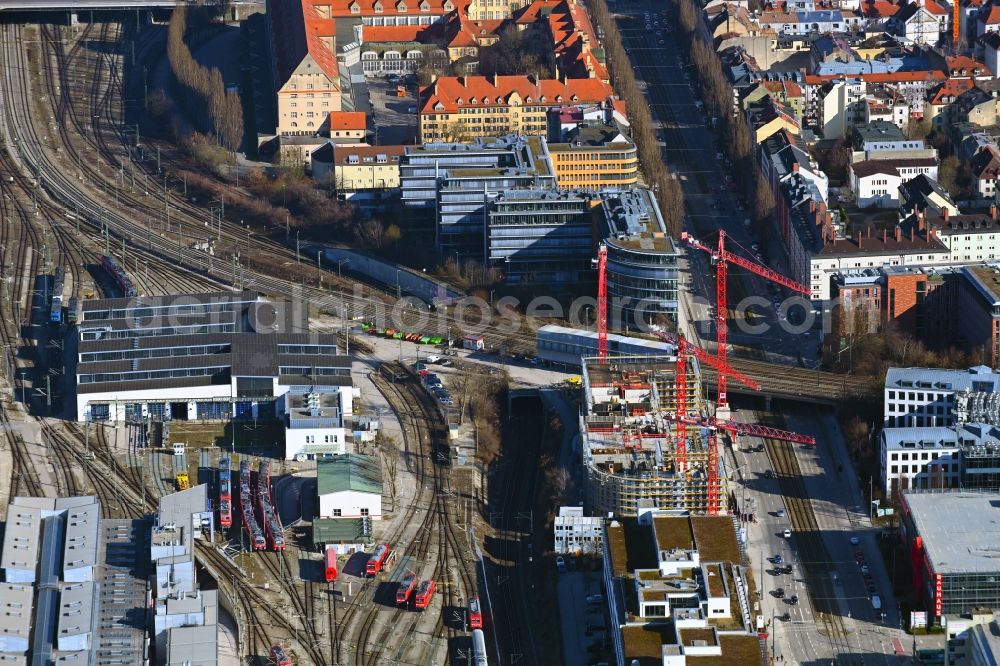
[218, 456, 232, 528]
[366, 544, 390, 576]
[396, 571, 418, 605]
[324, 547, 338, 583]
[468, 597, 482, 629]
[414, 579, 436, 610]
[270, 644, 292, 666]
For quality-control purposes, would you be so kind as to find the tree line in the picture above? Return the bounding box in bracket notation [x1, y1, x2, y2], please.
[587, 0, 685, 234]
[167, 4, 243, 152]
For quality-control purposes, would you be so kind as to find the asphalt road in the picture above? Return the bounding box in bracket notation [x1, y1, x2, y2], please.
[615, 0, 820, 369]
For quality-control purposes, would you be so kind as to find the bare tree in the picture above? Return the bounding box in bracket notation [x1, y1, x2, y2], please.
[376, 432, 400, 512]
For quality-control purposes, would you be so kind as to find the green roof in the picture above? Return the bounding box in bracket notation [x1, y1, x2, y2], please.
[317, 454, 383, 495]
[313, 518, 368, 545]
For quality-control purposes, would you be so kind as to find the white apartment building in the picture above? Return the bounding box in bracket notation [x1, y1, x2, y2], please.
[883, 366, 1000, 427]
[554, 506, 603, 555]
[819, 78, 866, 139]
[879, 426, 962, 491]
[284, 386, 354, 461]
[935, 214, 1000, 262]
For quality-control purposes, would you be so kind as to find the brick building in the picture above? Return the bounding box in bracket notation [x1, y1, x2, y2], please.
[831, 265, 948, 339]
[957, 265, 1000, 367]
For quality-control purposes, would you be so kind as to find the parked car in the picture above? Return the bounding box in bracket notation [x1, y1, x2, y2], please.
[789, 595, 799, 605]
[774, 587, 785, 598]
[783, 529, 792, 538]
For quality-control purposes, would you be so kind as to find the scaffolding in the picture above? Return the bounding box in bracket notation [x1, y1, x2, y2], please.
[581, 357, 719, 516]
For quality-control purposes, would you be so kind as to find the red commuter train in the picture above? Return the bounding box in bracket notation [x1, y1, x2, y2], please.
[366, 544, 390, 576]
[324, 547, 338, 582]
[414, 579, 436, 610]
[396, 571, 418, 605]
[468, 597, 483, 629]
[218, 456, 232, 528]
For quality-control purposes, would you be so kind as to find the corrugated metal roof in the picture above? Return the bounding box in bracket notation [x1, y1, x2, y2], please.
[313, 518, 365, 544]
[81, 290, 260, 313]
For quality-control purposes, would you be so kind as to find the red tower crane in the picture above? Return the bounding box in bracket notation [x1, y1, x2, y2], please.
[680, 230, 811, 410]
[597, 245, 608, 364]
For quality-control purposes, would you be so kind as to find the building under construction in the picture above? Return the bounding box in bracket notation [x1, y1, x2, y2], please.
[581, 354, 721, 517]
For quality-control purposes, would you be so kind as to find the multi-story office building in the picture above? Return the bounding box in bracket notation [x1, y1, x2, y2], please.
[901, 491, 1000, 624]
[957, 265, 1000, 368]
[547, 120, 638, 191]
[553, 506, 603, 555]
[883, 366, 1000, 428]
[486, 189, 600, 286]
[418, 75, 615, 142]
[602, 189, 682, 331]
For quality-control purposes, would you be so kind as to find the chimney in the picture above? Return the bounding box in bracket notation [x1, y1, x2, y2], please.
[883, 228, 888, 243]
[895, 226, 902, 241]
[793, 162, 800, 172]
[910, 226, 915, 242]
[809, 199, 816, 213]
[867, 226, 872, 238]
[826, 212, 833, 226]
[992, 204, 998, 221]
[819, 201, 828, 218]
[859, 233, 863, 249]
[942, 208, 949, 223]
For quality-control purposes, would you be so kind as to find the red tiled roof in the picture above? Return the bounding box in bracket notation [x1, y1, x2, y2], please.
[851, 157, 938, 178]
[362, 24, 429, 41]
[946, 55, 992, 76]
[328, 111, 367, 131]
[923, 0, 948, 16]
[864, 0, 900, 17]
[763, 79, 803, 97]
[984, 4, 1000, 23]
[928, 77, 974, 104]
[319, 0, 457, 17]
[420, 75, 615, 113]
[271, 0, 340, 88]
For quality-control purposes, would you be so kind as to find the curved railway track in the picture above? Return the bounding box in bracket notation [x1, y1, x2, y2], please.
[762, 411, 855, 663]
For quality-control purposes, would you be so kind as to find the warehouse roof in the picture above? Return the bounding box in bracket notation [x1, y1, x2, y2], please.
[57, 582, 96, 642]
[318, 454, 383, 496]
[903, 491, 1000, 575]
[313, 518, 366, 544]
[62, 502, 100, 574]
[80, 290, 260, 316]
[166, 624, 219, 666]
[885, 366, 1000, 392]
[0, 583, 33, 647]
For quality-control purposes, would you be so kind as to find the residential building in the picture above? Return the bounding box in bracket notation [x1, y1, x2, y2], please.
[957, 265, 1000, 367]
[746, 96, 801, 143]
[546, 120, 638, 190]
[601, 188, 683, 331]
[865, 88, 911, 127]
[971, 146, 1000, 198]
[953, 86, 999, 127]
[927, 78, 976, 130]
[888, 0, 947, 44]
[981, 31, 1000, 78]
[831, 264, 947, 339]
[943, 610, 1000, 666]
[417, 75, 616, 142]
[553, 506, 603, 555]
[515, 0, 609, 81]
[317, 454, 383, 520]
[818, 77, 867, 138]
[883, 365, 1000, 428]
[320, 144, 405, 191]
[849, 158, 939, 207]
[761, 129, 829, 208]
[357, 24, 444, 75]
[268, 0, 343, 136]
[850, 120, 933, 162]
[321, 0, 456, 24]
[602, 512, 762, 665]
[328, 111, 367, 142]
[900, 490, 1000, 623]
[72, 290, 351, 422]
[920, 209, 1000, 262]
[898, 174, 958, 217]
[979, 4, 1000, 37]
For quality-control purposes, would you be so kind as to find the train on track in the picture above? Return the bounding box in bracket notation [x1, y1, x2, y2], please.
[64, 297, 79, 325]
[362, 323, 444, 345]
[218, 456, 232, 528]
[468, 597, 482, 629]
[258, 460, 285, 551]
[239, 460, 266, 550]
[49, 266, 64, 325]
[100, 254, 136, 297]
[414, 579, 435, 610]
[324, 546, 338, 582]
[472, 629, 487, 665]
[396, 571, 418, 605]
[366, 544, 391, 576]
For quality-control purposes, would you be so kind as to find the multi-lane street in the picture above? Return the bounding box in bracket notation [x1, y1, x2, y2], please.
[612, 1, 912, 662]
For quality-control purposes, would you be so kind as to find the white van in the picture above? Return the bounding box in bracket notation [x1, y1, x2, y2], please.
[871, 595, 881, 611]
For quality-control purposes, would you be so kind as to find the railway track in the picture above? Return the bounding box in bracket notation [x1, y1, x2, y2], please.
[347, 364, 477, 666]
[762, 411, 855, 663]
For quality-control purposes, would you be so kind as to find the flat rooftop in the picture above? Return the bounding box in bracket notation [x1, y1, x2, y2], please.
[965, 265, 1000, 306]
[903, 491, 1000, 575]
[691, 517, 742, 564]
[652, 517, 695, 552]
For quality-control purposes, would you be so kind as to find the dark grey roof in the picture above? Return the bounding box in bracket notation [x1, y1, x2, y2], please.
[81, 290, 261, 314]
